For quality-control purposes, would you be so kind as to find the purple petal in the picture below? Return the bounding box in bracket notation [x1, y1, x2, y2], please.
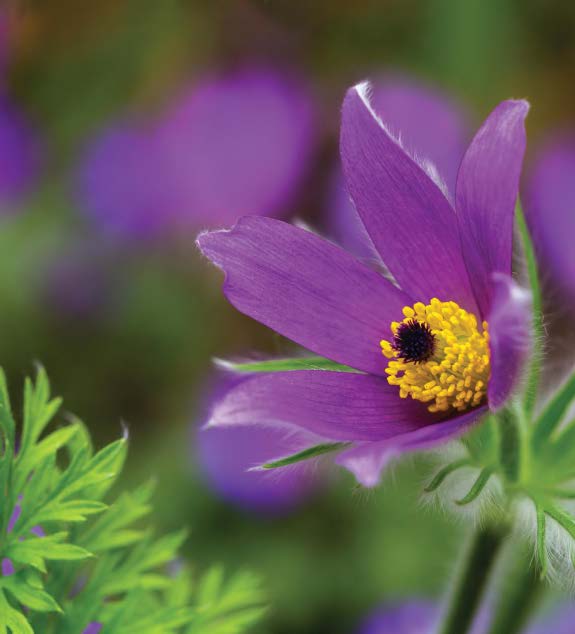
[336, 405, 487, 486]
[77, 123, 174, 241]
[0, 96, 41, 209]
[340, 82, 477, 312]
[329, 77, 468, 261]
[82, 624, 103, 634]
[205, 370, 436, 442]
[525, 134, 575, 305]
[487, 274, 532, 410]
[197, 216, 410, 375]
[159, 67, 316, 225]
[455, 100, 529, 317]
[357, 601, 438, 634]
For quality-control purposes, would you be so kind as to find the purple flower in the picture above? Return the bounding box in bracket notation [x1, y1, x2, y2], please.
[327, 76, 468, 261]
[196, 376, 317, 514]
[356, 601, 575, 634]
[77, 123, 174, 241]
[0, 10, 41, 211]
[197, 82, 532, 487]
[77, 67, 316, 240]
[525, 133, 575, 305]
[158, 67, 316, 225]
[529, 605, 575, 634]
[357, 601, 438, 634]
[0, 95, 40, 210]
[82, 624, 102, 634]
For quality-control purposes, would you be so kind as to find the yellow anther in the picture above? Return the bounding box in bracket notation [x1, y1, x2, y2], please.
[380, 299, 490, 413]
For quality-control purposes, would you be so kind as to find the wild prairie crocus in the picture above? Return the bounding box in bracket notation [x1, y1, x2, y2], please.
[197, 82, 532, 487]
[525, 133, 575, 306]
[327, 76, 468, 261]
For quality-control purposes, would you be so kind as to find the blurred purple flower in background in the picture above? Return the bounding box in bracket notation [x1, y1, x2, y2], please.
[357, 601, 438, 634]
[82, 624, 102, 634]
[77, 124, 170, 241]
[526, 134, 575, 305]
[0, 11, 41, 212]
[159, 67, 316, 226]
[327, 76, 468, 260]
[196, 375, 318, 514]
[0, 97, 40, 209]
[356, 600, 575, 634]
[78, 66, 316, 241]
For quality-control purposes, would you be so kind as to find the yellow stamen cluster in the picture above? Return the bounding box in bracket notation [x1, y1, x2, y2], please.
[381, 299, 490, 413]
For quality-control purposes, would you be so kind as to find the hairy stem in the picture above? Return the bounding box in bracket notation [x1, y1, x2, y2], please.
[486, 548, 542, 634]
[515, 203, 543, 419]
[437, 526, 507, 634]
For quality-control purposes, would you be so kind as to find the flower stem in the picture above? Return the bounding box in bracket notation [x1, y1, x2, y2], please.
[437, 526, 507, 634]
[515, 202, 543, 419]
[486, 548, 542, 634]
[498, 403, 530, 484]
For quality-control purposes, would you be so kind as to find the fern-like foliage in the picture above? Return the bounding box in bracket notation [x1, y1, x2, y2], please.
[0, 367, 265, 633]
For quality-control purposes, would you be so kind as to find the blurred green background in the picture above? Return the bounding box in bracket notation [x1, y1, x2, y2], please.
[3, 1, 575, 632]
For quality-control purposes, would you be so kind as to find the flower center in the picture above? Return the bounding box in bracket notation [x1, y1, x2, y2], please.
[381, 298, 490, 413]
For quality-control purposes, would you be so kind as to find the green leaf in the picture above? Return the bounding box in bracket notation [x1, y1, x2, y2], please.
[7, 533, 93, 573]
[34, 499, 108, 524]
[544, 503, 575, 540]
[216, 356, 359, 374]
[516, 202, 543, 419]
[3, 576, 62, 613]
[187, 567, 266, 634]
[260, 442, 351, 469]
[536, 505, 548, 579]
[19, 367, 63, 459]
[455, 468, 493, 505]
[0, 366, 266, 634]
[0, 367, 15, 447]
[0, 590, 33, 634]
[425, 459, 471, 493]
[533, 369, 575, 446]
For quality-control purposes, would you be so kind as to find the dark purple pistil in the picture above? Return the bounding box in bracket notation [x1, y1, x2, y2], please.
[393, 319, 435, 364]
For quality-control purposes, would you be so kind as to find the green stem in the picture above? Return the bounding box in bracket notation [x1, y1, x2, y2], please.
[486, 549, 542, 634]
[497, 402, 530, 484]
[437, 526, 507, 634]
[515, 203, 543, 419]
